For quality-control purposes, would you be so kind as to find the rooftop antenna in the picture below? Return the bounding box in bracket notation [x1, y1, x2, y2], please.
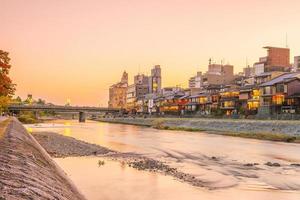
[286, 33, 289, 48]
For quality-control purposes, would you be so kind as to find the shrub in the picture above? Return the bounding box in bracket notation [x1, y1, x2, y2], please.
[18, 113, 37, 124]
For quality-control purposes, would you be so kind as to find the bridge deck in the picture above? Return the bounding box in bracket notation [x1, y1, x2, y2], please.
[8, 105, 119, 113]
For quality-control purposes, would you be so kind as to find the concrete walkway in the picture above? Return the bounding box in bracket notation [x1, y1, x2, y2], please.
[0, 116, 6, 123]
[0, 118, 86, 200]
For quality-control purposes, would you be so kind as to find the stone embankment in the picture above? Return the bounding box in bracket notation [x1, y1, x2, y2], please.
[97, 118, 300, 142]
[0, 118, 86, 200]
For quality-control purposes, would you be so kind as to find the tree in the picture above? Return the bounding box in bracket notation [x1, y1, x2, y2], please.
[0, 96, 11, 113]
[15, 96, 22, 103]
[0, 50, 15, 96]
[37, 98, 46, 105]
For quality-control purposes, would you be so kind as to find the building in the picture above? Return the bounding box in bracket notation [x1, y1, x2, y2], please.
[108, 71, 128, 109]
[149, 65, 162, 94]
[134, 74, 149, 85]
[189, 72, 203, 88]
[259, 72, 300, 115]
[238, 85, 260, 114]
[159, 91, 187, 115]
[253, 59, 265, 76]
[219, 85, 240, 115]
[161, 87, 182, 96]
[243, 66, 254, 77]
[203, 64, 234, 85]
[254, 47, 290, 74]
[126, 74, 150, 112]
[254, 71, 285, 85]
[293, 56, 300, 72]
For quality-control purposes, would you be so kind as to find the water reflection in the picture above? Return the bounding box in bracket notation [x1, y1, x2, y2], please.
[55, 157, 300, 200]
[63, 128, 72, 137]
[28, 120, 300, 199]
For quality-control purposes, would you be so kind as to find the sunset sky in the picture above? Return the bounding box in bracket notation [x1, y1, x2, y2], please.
[1, 0, 300, 106]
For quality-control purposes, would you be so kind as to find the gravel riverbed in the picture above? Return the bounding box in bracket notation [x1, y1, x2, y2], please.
[32, 131, 225, 189]
[32, 131, 300, 190]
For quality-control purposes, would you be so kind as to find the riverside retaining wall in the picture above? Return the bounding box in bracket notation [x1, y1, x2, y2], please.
[0, 118, 86, 200]
[98, 117, 300, 136]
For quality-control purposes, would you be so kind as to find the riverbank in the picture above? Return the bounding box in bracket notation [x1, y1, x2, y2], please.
[0, 118, 86, 200]
[97, 118, 300, 143]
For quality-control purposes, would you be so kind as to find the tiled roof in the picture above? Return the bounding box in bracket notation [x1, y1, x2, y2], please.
[260, 72, 300, 87]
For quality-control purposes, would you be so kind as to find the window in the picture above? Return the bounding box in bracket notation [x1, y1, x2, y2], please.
[272, 95, 284, 105]
[276, 84, 284, 93]
[263, 87, 271, 95]
[284, 85, 288, 93]
[223, 101, 234, 108]
[247, 101, 259, 110]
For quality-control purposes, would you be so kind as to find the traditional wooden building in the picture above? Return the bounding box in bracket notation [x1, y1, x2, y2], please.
[259, 72, 300, 114]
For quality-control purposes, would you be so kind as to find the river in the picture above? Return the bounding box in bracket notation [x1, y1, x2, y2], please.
[26, 120, 300, 200]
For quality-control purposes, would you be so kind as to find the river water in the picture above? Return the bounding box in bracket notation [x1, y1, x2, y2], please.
[26, 120, 300, 200]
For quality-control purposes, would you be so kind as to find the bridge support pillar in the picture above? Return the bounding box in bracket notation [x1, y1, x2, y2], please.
[79, 112, 86, 123]
[34, 111, 39, 119]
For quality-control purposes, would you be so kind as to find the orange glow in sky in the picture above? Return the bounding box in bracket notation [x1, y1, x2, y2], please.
[1, 0, 300, 106]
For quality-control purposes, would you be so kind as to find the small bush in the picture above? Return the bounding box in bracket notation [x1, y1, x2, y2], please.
[18, 114, 37, 124]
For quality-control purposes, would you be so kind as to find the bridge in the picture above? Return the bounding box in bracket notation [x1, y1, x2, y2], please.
[8, 104, 120, 122]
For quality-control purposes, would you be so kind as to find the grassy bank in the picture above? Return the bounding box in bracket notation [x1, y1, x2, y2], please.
[98, 118, 300, 143]
[17, 113, 39, 124]
[158, 125, 300, 143]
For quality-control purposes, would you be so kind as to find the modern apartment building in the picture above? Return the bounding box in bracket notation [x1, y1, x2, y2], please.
[254, 46, 290, 74]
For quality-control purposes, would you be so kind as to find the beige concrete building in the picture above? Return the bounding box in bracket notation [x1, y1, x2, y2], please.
[189, 72, 203, 89]
[126, 74, 149, 111]
[108, 71, 128, 109]
[203, 64, 234, 85]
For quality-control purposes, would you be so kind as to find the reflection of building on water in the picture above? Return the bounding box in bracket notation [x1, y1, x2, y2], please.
[27, 127, 33, 133]
[64, 122, 71, 126]
[63, 128, 71, 136]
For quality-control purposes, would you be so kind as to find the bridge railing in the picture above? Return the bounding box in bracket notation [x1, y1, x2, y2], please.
[8, 104, 120, 112]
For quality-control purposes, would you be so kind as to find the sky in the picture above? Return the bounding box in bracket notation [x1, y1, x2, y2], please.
[1, 0, 300, 106]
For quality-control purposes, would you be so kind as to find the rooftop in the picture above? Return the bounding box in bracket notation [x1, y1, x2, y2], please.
[260, 72, 300, 87]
